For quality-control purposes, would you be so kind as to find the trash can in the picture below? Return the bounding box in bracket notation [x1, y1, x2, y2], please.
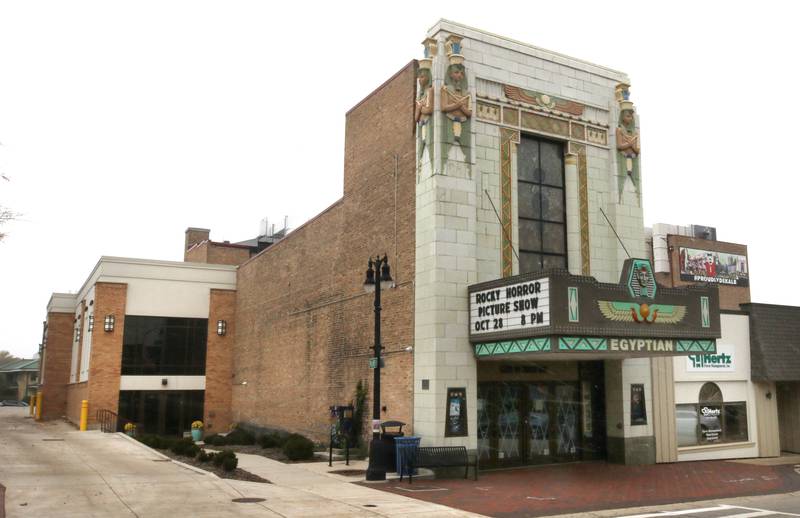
[394, 436, 420, 476]
[380, 420, 405, 472]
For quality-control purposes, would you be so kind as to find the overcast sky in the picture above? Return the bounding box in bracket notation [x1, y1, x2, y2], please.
[1, 1, 798, 358]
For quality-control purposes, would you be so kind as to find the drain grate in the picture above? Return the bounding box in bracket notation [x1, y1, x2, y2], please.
[363, 504, 378, 508]
[42, 438, 64, 441]
[232, 498, 266, 503]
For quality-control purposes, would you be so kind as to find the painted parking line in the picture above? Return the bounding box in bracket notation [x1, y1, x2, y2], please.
[622, 504, 800, 518]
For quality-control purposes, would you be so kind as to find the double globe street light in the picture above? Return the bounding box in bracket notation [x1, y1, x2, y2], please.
[363, 254, 393, 481]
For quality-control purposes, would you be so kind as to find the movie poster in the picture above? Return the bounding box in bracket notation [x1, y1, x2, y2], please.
[445, 387, 468, 437]
[679, 247, 749, 287]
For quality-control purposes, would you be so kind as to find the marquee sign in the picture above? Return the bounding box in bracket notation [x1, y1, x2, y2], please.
[470, 278, 550, 335]
[468, 258, 721, 357]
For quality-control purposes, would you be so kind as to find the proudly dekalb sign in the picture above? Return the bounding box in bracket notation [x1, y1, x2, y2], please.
[470, 278, 550, 335]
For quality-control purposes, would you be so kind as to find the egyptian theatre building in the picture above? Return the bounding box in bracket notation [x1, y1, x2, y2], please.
[38, 21, 736, 467]
[225, 20, 724, 467]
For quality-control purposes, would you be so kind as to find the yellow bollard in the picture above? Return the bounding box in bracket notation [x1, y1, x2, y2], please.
[35, 391, 42, 420]
[29, 395, 35, 416]
[79, 400, 88, 431]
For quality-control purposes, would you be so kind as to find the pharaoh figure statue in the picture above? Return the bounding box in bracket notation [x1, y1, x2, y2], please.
[616, 98, 640, 201]
[415, 58, 434, 169]
[440, 42, 471, 169]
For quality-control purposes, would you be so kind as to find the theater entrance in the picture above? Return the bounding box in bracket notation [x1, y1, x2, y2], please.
[477, 361, 606, 466]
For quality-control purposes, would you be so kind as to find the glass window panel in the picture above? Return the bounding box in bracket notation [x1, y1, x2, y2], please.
[519, 252, 541, 274]
[518, 137, 540, 182]
[122, 316, 208, 375]
[542, 223, 566, 254]
[723, 402, 748, 442]
[699, 404, 723, 443]
[676, 404, 699, 446]
[699, 382, 723, 403]
[519, 219, 542, 252]
[541, 186, 564, 222]
[542, 255, 566, 269]
[540, 141, 563, 187]
[518, 183, 541, 219]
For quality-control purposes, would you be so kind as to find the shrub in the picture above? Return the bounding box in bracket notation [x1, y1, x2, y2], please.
[197, 450, 212, 463]
[222, 456, 238, 472]
[203, 434, 225, 446]
[138, 434, 176, 450]
[258, 433, 283, 449]
[171, 437, 200, 457]
[212, 449, 236, 467]
[282, 433, 315, 461]
[224, 428, 255, 445]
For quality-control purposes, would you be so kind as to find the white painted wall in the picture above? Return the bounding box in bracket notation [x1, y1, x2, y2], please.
[119, 376, 205, 391]
[673, 313, 758, 460]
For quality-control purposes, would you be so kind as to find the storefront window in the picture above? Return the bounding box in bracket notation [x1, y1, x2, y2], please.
[675, 382, 748, 446]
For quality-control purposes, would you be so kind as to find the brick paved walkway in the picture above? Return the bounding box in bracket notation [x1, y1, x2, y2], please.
[366, 460, 800, 517]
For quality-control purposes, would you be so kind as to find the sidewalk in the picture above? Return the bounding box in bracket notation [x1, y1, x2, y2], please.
[0, 407, 482, 517]
[366, 458, 800, 517]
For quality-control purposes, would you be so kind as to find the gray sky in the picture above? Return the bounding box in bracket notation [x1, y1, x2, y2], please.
[1, 1, 798, 358]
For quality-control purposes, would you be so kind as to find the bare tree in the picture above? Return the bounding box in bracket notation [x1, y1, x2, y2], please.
[0, 350, 19, 362]
[0, 206, 17, 242]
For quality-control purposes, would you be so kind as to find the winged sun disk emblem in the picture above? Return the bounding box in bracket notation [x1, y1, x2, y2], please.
[597, 301, 686, 324]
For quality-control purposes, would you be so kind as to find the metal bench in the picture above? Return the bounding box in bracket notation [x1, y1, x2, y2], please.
[400, 445, 478, 483]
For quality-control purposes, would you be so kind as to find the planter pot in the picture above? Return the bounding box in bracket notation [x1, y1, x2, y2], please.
[191, 429, 203, 442]
[125, 430, 135, 437]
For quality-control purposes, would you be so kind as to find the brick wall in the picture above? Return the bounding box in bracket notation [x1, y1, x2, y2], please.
[204, 289, 236, 434]
[86, 282, 127, 425]
[40, 312, 73, 420]
[185, 241, 209, 263]
[206, 243, 251, 266]
[232, 61, 417, 442]
[65, 382, 88, 426]
[185, 228, 210, 257]
[666, 235, 750, 311]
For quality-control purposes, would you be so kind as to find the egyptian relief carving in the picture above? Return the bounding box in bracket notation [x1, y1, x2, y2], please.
[504, 85, 585, 116]
[476, 101, 500, 122]
[415, 58, 434, 168]
[615, 83, 641, 201]
[441, 35, 471, 167]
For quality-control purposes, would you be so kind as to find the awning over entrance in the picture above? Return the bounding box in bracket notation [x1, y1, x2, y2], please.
[469, 259, 721, 359]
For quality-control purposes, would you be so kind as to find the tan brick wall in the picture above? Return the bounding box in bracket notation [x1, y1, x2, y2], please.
[206, 244, 251, 266]
[40, 312, 74, 420]
[666, 235, 750, 311]
[185, 228, 210, 258]
[185, 241, 209, 263]
[204, 289, 236, 434]
[86, 282, 127, 425]
[65, 381, 89, 426]
[232, 62, 417, 442]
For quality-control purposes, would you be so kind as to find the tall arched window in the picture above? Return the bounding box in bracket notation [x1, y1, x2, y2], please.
[676, 382, 748, 446]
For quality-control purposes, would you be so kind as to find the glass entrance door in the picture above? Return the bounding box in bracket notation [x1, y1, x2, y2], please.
[478, 374, 601, 466]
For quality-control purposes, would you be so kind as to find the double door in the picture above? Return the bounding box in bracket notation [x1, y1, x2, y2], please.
[477, 371, 605, 466]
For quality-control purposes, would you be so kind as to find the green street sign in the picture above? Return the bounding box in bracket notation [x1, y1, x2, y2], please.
[369, 358, 385, 369]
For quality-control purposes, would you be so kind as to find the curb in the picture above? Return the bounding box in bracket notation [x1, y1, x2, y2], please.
[116, 432, 223, 480]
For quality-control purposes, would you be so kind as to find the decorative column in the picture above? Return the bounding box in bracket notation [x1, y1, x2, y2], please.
[565, 153, 581, 275]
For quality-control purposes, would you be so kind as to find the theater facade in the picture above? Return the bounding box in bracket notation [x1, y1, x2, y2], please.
[411, 20, 726, 465]
[38, 20, 790, 466]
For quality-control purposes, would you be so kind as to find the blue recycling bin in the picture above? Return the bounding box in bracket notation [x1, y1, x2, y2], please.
[394, 436, 420, 476]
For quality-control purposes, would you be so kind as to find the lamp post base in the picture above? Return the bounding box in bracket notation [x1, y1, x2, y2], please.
[365, 437, 387, 481]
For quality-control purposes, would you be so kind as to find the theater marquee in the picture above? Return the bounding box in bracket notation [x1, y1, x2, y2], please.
[468, 259, 721, 358]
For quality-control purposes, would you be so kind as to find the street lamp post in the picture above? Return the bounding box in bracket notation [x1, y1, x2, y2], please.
[363, 254, 392, 481]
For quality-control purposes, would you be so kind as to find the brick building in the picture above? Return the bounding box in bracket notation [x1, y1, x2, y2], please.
[38, 257, 236, 434]
[39, 20, 796, 466]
